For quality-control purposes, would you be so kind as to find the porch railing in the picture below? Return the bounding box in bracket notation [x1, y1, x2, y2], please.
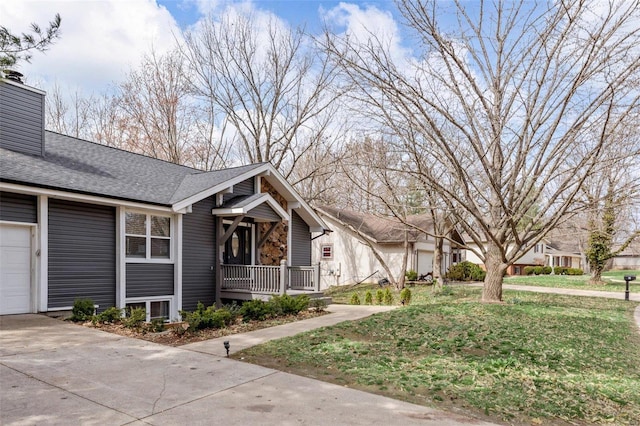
[221, 264, 281, 293]
[221, 261, 321, 294]
[288, 266, 319, 291]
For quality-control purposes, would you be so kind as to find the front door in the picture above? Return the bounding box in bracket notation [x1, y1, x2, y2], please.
[223, 225, 252, 265]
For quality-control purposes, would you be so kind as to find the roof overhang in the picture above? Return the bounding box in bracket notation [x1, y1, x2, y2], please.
[211, 193, 289, 222]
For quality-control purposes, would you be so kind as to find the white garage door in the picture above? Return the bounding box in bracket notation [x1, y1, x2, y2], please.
[0, 225, 32, 315]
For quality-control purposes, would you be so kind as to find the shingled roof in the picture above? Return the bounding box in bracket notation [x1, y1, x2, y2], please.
[0, 131, 264, 206]
[318, 205, 433, 243]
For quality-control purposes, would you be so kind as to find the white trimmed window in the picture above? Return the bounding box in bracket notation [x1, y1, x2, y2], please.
[125, 212, 171, 260]
[126, 299, 171, 322]
[321, 244, 333, 260]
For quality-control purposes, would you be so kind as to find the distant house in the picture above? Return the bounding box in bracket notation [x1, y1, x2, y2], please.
[312, 206, 464, 288]
[0, 77, 329, 318]
[609, 242, 640, 270]
[465, 238, 583, 275]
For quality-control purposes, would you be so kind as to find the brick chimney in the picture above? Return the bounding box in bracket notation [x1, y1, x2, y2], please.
[0, 73, 46, 157]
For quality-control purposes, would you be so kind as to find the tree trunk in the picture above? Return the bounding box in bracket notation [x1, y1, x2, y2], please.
[433, 237, 443, 289]
[482, 241, 506, 303]
[590, 267, 604, 285]
[397, 233, 409, 289]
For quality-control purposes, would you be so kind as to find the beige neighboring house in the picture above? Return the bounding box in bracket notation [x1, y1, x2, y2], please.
[465, 238, 583, 275]
[312, 206, 464, 289]
[609, 241, 640, 270]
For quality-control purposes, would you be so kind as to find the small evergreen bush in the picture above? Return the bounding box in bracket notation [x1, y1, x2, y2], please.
[309, 298, 327, 312]
[270, 294, 310, 316]
[446, 261, 486, 281]
[70, 298, 95, 322]
[400, 288, 412, 305]
[239, 299, 274, 322]
[375, 289, 384, 305]
[554, 267, 567, 275]
[350, 293, 361, 305]
[524, 266, 535, 275]
[533, 266, 543, 275]
[542, 266, 552, 275]
[95, 306, 122, 323]
[383, 288, 394, 305]
[364, 290, 373, 305]
[405, 269, 418, 281]
[150, 318, 165, 332]
[123, 307, 146, 328]
[567, 268, 584, 275]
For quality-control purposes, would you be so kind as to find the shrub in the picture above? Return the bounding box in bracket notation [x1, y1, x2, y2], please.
[523, 266, 535, 275]
[95, 306, 122, 323]
[240, 299, 274, 322]
[182, 302, 236, 330]
[383, 288, 394, 305]
[70, 298, 95, 322]
[567, 268, 584, 275]
[150, 318, 165, 332]
[554, 267, 567, 275]
[400, 288, 412, 305]
[350, 293, 361, 305]
[446, 261, 486, 281]
[270, 294, 310, 316]
[405, 269, 418, 281]
[310, 298, 327, 312]
[364, 290, 373, 305]
[533, 266, 543, 275]
[375, 289, 384, 305]
[542, 266, 552, 275]
[123, 307, 146, 328]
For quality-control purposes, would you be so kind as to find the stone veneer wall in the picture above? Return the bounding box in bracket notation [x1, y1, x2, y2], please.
[259, 179, 288, 266]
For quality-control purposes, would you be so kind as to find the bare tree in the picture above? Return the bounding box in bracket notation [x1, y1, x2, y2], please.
[45, 84, 92, 139]
[118, 49, 211, 166]
[323, 0, 640, 302]
[182, 10, 342, 181]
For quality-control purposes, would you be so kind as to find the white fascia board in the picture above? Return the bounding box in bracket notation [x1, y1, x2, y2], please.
[171, 164, 271, 212]
[0, 182, 174, 213]
[244, 193, 289, 220]
[211, 193, 290, 221]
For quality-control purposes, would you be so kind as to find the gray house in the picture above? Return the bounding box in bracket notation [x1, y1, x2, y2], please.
[0, 77, 328, 320]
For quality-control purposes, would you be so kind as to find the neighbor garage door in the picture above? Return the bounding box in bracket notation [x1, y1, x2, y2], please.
[0, 225, 32, 315]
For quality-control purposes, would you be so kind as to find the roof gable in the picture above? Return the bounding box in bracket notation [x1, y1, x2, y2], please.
[319, 206, 432, 243]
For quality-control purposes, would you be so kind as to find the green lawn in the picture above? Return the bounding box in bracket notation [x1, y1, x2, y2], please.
[235, 285, 640, 425]
[503, 270, 640, 293]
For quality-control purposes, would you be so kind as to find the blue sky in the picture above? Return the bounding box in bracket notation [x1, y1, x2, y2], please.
[1, 0, 403, 94]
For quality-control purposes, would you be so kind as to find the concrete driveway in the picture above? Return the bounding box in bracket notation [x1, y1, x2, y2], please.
[0, 314, 493, 426]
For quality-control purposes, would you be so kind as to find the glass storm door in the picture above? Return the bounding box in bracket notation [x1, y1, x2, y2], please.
[223, 225, 252, 265]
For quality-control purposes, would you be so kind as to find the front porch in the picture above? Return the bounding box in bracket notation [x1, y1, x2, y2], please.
[220, 262, 323, 301]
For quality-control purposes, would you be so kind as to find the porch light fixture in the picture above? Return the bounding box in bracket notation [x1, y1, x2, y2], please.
[624, 275, 636, 301]
[224, 340, 230, 357]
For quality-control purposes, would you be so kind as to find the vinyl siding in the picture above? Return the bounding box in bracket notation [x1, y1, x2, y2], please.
[0, 81, 45, 156]
[126, 263, 174, 298]
[291, 210, 311, 266]
[48, 199, 116, 311]
[182, 196, 216, 310]
[0, 192, 37, 223]
[248, 203, 281, 222]
[223, 177, 254, 203]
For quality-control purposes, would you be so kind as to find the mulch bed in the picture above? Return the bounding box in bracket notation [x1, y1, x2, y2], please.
[76, 309, 329, 347]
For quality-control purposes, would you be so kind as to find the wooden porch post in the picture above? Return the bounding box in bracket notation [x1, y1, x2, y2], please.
[314, 262, 321, 292]
[216, 216, 224, 308]
[279, 259, 287, 295]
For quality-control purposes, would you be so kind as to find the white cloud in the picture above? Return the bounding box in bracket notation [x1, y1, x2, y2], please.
[1, 0, 181, 94]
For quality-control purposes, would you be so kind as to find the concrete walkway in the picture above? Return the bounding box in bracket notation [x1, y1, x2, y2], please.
[0, 307, 495, 426]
